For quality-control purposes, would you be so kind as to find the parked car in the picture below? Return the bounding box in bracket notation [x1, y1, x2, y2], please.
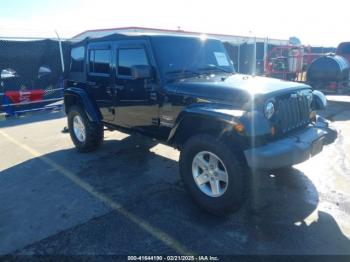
[64, 34, 337, 215]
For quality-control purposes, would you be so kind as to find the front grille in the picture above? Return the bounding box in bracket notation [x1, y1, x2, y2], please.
[275, 91, 311, 134]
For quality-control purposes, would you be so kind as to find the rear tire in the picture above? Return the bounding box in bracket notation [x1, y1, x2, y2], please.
[179, 134, 245, 216]
[68, 105, 103, 152]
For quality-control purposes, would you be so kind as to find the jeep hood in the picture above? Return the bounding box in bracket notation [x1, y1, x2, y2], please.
[165, 74, 311, 105]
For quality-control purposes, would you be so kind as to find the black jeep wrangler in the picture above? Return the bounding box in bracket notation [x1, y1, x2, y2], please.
[64, 34, 336, 215]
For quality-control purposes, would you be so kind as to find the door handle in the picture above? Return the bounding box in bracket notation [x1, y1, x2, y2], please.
[150, 92, 157, 101]
[106, 86, 112, 95]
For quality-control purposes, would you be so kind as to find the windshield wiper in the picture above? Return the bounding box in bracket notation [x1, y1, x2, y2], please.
[165, 66, 234, 82]
[198, 64, 234, 74]
[165, 69, 201, 77]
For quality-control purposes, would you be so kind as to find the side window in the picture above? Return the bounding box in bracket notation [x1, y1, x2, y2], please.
[70, 46, 85, 72]
[118, 48, 148, 76]
[89, 49, 111, 75]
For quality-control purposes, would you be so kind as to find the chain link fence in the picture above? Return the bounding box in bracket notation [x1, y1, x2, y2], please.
[0, 38, 70, 116]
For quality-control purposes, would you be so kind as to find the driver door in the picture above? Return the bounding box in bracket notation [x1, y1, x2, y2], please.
[114, 41, 159, 133]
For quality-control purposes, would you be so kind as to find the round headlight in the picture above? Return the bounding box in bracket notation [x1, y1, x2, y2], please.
[264, 102, 275, 119]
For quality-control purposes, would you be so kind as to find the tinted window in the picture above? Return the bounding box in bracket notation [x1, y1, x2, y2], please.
[151, 37, 234, 78]
[89, 49, 111, 75]
[118, 48, 148, 76]
[70, 46, 85, 72]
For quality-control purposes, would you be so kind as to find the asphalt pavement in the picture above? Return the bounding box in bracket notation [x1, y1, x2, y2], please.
[0, 96, 349, 257]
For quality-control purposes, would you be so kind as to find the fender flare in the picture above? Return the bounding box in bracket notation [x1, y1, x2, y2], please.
[168, 106, 244, 146]
[168, 106, 271, 146]
[312, 90, 327, 110]
[64, 87, 102, 122]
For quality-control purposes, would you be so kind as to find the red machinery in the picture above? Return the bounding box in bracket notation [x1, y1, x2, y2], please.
[264, 45, 322, 82]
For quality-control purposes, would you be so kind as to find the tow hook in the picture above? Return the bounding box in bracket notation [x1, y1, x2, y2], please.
[315, 116, 338, 145]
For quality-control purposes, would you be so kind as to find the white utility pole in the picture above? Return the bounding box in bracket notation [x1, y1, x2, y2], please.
[264, 37, 269, 74]
[237, 40, 241, 73]
[252, 36, 257, 75]
[55, 30, 65, 73]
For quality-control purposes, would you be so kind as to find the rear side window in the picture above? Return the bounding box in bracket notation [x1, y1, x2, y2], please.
[89, 49, 111, 75]
[118, 48, 148, 76]
[70, 46, 85, 72]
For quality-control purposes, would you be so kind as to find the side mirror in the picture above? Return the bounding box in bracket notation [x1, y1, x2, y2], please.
[131, 65, 152, 80]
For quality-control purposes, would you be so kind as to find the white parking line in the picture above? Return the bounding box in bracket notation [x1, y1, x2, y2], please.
[0, 129, 193, 255]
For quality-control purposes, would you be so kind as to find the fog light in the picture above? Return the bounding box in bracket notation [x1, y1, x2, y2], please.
[310, 111, 317, 122]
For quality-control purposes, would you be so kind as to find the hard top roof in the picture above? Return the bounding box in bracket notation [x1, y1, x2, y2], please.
[71, 33, 218, 47]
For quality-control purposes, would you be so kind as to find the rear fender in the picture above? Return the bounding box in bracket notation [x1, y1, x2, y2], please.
[64, 88, 102, 122]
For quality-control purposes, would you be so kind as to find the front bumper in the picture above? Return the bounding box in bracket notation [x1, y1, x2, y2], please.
[244, 118, 337, 170]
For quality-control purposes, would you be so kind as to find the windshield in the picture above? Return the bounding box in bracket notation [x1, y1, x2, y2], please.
[151, 36, 235, 79]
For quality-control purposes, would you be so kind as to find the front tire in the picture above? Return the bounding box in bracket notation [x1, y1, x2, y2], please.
[68, 105, 103, 152]
[179, 134, 245, 216]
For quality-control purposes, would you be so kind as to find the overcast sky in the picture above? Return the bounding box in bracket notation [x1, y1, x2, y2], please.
[0, 0, 347, 47]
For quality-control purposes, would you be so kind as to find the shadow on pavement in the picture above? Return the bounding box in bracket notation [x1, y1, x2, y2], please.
[0, 110, 65, 129]
[244, 167, 350, 254]
[320, 98, 350, 122]
[1, 134, 350, 255]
